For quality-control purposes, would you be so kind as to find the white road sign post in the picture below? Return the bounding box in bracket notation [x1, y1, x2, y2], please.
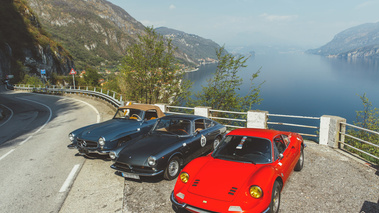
[69, 68, 77, 89]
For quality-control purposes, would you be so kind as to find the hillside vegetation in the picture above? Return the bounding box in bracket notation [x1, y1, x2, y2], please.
[156, 27, 222, 62]
[0, 0, 73, 81]
[307, 22, 379, 59]
[26, 0, 217, 69]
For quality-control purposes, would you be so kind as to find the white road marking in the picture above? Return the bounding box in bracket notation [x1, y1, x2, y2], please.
[59, 164, 81, 193]
[0, 104, 14, 128]
[71, 98, 101, 123]
[15, 97, 53, 146]
[0, 149, 15, 161]
[19, 136, 33, 146]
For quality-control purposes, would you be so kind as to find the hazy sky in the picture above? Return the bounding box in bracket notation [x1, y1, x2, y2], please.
[107, 0, 379, 49]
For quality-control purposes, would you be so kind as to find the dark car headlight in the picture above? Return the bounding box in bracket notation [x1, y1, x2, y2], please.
[148, 156, 157, 166]
[98, 137, 105, 146]
[69, 133, 75, 142]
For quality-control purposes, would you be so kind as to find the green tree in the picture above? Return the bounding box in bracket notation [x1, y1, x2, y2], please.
[103, 73, 121, 93]
[346, 94, 379, 164]
[192, 46, 263, 112]
[83, 66, 102, 86]
[118, 26, 191, 104]
[20, 74, 43, 86]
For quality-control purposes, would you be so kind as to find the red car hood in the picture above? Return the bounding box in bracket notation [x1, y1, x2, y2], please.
[187, 158, 261, 202]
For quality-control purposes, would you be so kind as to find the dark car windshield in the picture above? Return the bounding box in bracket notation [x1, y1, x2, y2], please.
[113, 108, 144, 120]
[153, 118, 191, 136]
[212, 135, 272, 164]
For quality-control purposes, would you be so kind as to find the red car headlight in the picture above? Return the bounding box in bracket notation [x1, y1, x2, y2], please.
[179, 172, 189, 183]
[249, 185, 263, 199]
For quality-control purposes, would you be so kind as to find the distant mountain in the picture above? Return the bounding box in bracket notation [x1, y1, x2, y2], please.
[27, 0, 146, 69]
[0, 0, 74, 82]
[307, 22, 379, 59]
[155, 27, 222, 62]
[26, 0, 218, 68]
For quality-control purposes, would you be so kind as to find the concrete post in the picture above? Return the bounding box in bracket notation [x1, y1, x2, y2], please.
[319, 115, 346, 148]
[154, 104, 167, 113]
[247, 110, 268, 129]
[194, 106, 211, 118]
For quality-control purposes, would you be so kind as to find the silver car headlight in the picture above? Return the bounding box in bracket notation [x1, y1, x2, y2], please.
[109, 151, 118, 160]
[98, 137, 105, 146]
[148, 156, 157, 166]
[69, 133, 75, 142]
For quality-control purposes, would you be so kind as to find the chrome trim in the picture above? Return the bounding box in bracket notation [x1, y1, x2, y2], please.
[262, 206, 270, 213]
[170, 191, 187, 209]
[78, 148, 111, 155]
[110, 164, 164, 177]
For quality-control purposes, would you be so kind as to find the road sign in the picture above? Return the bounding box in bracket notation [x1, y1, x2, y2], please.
[41, 69, 46, 75]
[69, 68, 77, 75]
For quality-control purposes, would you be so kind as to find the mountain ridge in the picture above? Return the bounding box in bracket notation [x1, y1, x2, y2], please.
[26, 0, 220, 68]
[307, 22, 379, 59]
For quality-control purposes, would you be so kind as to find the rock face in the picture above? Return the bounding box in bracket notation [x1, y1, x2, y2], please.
[26, 0, 218, 68]
[307, 22, 379, 59]
[26, 0, 146, 68]
[0, 0, 74, 81]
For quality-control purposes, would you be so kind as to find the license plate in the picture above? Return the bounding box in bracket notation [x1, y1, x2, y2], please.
[122, 172, 140, 180]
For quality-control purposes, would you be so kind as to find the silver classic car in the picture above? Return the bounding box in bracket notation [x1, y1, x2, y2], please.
[67, 104, 165, 156]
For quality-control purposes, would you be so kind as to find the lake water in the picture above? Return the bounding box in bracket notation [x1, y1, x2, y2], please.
[184, 52, 379, 135]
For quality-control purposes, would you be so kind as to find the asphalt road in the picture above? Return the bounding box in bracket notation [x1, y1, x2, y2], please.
[0, 88, 101, 212]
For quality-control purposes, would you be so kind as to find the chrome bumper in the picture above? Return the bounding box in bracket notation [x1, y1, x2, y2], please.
[67, 144, 110, 155]
[170, 191, 187, 209]
[110, 164, 164, 177]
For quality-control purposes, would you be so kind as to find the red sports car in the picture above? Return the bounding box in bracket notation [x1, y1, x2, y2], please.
[171, 128, 304, 213]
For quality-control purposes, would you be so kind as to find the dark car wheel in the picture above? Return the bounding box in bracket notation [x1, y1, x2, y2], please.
[294, 146, 304, 171]
[269, 181, 281, 213]
[164, 157, 181, 180]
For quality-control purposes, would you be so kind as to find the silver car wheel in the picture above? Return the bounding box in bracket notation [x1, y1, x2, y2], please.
[213, 137, 220, 150]
[168, 159, 179, 177]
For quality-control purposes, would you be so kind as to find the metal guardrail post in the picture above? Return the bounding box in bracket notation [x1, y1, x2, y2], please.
[339, 122, 346, 149]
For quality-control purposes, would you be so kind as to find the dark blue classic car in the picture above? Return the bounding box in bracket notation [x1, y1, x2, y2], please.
[110, 114, 227, 180]
[68, 104, 165, 156]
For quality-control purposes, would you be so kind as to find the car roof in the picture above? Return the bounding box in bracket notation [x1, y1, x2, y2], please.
[227, 128, 288, 140]
[118, 104, 165, 118]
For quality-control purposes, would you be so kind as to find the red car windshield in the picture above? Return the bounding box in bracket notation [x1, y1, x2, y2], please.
[212, 135, 272, 164]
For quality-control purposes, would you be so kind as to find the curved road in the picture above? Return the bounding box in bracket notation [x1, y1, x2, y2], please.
[0, 86, 98, 212]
